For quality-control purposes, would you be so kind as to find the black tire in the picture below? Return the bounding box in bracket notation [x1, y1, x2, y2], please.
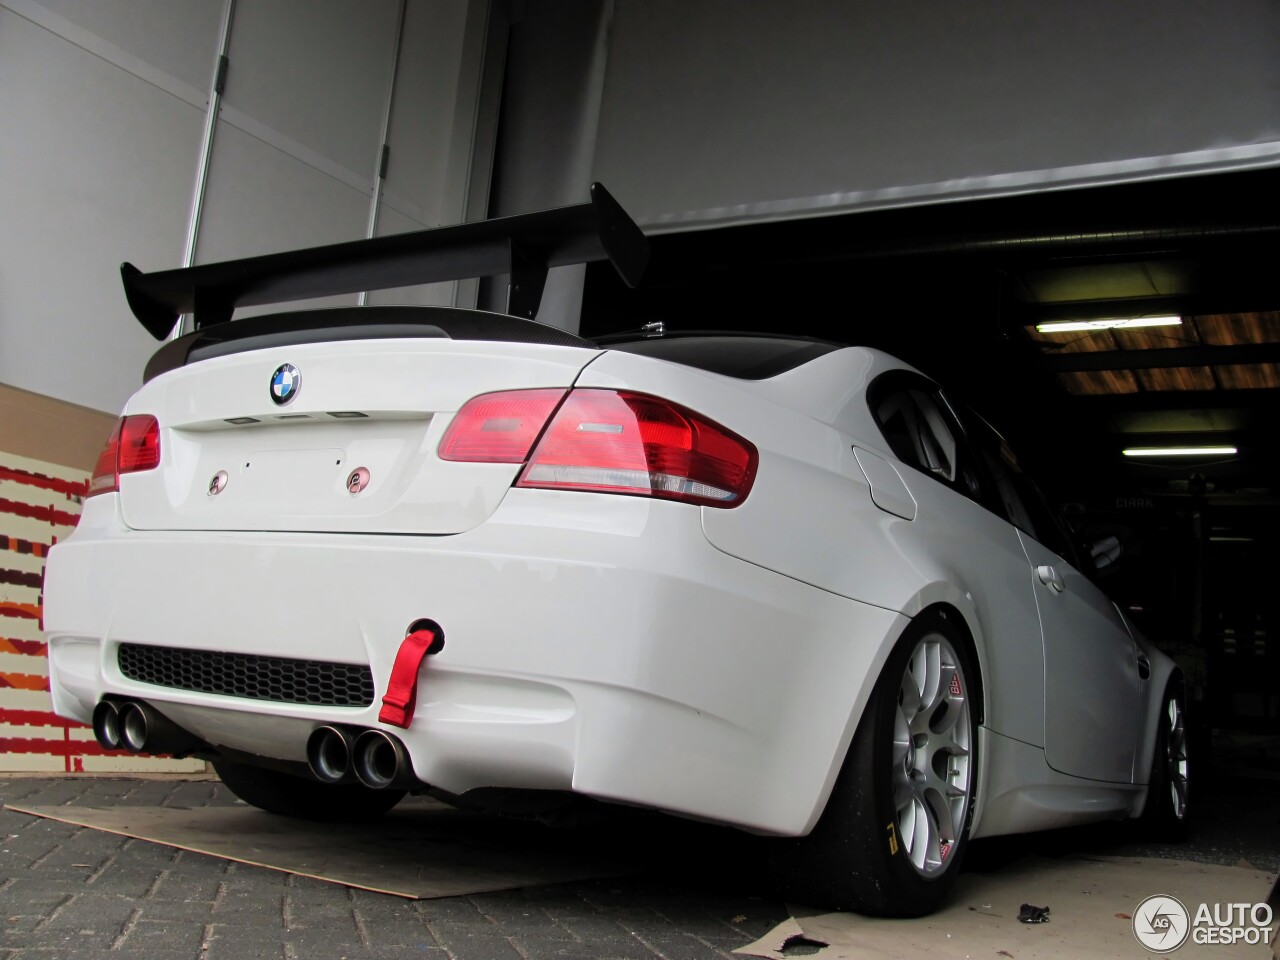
[1138, 675, 1190, 842]
[779, 610, 979, 917]
[213, 758, 406, 822]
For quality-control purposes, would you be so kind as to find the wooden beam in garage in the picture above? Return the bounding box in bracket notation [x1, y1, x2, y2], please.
[1042, 342, 1280, 372]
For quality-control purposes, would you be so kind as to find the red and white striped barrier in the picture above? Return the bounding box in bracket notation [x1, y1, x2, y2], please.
[0, 450, 201, 773]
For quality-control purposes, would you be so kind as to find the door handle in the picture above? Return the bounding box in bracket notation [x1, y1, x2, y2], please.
[1036, 564, 1065, 593]
[1136, 653, 1151, 680]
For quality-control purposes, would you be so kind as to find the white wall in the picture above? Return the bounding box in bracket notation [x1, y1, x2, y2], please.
[196, 0, 402, 267]
[0, 0, 492, 414]
[480, 0, 612, 324]
[0, 0, 215, 415]
[482, 0, 1280, 334]
[368, 0, 494, 308]
[15, 0, 1279, 405]
[590, 0, 1280, 229]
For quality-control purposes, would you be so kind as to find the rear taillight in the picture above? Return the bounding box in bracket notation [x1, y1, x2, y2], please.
[519, 390, 757, 507]
[88, 415, 160, 496]
[438, 388, 756, 507]
[88, 420, 123, 496]
[438, 389, 567, 463]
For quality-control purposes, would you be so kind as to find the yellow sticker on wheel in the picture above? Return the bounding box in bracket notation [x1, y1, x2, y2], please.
[886, 821, 899, 856]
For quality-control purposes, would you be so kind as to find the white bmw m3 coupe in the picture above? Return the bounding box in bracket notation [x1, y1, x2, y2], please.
[43, 186, 1187, 916]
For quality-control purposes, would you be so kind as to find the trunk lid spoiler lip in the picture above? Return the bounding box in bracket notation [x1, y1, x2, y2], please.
[142, 305, 600, 384]
[123, 182, 648, 340]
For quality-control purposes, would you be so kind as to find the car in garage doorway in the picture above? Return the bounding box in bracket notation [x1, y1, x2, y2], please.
[42, 185, 1187, 917]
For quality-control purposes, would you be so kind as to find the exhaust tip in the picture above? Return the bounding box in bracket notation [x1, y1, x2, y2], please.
[307, 726, 353, 784]
[353, 730, 408, 790]
[92, 701, 122, 750]
[118, 702, 149, 753]
[96, 700, 203, 757]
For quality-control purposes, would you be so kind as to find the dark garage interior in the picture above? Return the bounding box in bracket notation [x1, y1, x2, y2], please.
[3, 1, 1279, 956]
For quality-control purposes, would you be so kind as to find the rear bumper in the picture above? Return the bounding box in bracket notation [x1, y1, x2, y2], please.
[44, 490, 904, 835]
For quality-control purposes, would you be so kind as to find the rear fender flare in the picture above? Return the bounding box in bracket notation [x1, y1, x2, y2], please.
[804, 583, 989, 836]
[1130, 637, 1181, 797]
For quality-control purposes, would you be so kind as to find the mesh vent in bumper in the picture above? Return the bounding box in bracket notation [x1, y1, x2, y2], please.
[117, 643, 375, 707]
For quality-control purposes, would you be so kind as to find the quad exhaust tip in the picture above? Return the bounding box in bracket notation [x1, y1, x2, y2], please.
[91, 699, 201, 756]
[95, 699, 417, 784]
[353, 729, 416, 790]
[92, 700, 122, 750]
[306, 726, 356, 784]
[307, 726, 421, 790]
[119, 701, 150, 752]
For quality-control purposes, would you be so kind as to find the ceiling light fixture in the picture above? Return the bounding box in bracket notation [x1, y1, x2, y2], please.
[1036, 315, 1182, 333]
[1122, 445, 1237, 457]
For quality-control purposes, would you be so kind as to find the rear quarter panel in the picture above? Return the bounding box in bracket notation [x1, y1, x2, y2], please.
[576, 347, 1046, 746]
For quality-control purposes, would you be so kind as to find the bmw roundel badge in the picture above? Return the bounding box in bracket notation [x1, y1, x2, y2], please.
[270, 363, 301, 405]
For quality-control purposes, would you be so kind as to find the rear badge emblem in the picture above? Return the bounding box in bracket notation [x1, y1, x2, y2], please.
[270, 363, 301, 405]
[347, 467, 370, 495]
[208, 470, 228, 496]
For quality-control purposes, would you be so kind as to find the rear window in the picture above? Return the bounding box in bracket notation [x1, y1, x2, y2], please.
[602, 336, 838, 380]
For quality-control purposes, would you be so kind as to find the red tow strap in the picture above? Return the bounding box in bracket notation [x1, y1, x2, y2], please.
[379, 623, 444, 729]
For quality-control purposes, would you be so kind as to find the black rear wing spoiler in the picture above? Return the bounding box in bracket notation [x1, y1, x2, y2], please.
[122, 182, 649, 340]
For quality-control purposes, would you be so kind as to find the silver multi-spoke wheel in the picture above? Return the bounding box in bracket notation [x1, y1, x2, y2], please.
[1138, 676, 1189, 841]
[1165, 694, 1188, 820]
[792, 614, 978, 915]
[891, 632, 972, 877]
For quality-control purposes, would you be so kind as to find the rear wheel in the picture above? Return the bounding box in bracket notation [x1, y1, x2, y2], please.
[1139, 676, 1189, 841]
[784, 610, 978, 917]
[212, 758, 405, 822]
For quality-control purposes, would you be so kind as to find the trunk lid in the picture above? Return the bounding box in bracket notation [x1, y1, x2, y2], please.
[119, 336, 601, 535]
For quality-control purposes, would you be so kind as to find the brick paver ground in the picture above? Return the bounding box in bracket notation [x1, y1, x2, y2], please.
[0, 777, 788, 960]
[1, 772, 1275, 959]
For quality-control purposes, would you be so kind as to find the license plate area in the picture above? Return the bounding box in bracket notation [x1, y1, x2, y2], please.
[237, 447, 349, 505]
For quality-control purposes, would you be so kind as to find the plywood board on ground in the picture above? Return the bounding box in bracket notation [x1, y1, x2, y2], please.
[6, 797, 634, 899]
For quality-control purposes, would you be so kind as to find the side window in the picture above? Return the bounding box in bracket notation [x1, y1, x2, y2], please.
[973, 434, 1037, 532]
[872, 380, 983, 503]
[965, 417, 1079, 563]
